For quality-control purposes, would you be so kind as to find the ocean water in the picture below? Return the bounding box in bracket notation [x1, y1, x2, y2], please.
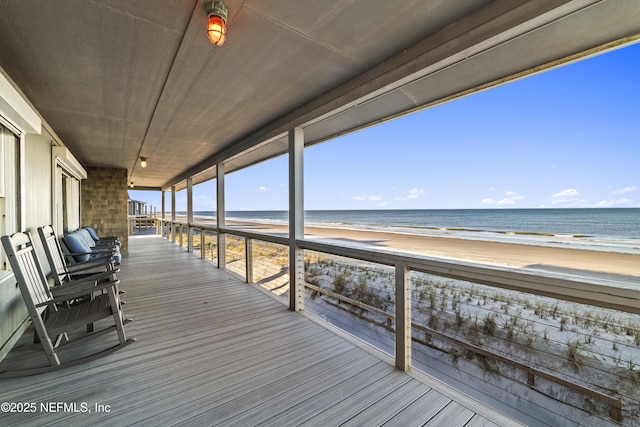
[187, 208, 640, 254]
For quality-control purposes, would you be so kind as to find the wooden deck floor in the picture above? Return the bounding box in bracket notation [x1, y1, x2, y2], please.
[0, 236, 521, 426]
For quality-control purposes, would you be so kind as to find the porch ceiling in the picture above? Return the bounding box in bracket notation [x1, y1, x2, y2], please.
[0, 1, 639, 190]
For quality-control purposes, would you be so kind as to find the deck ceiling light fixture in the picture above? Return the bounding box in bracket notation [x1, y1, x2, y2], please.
[206, 1, 228, 46]
[140, 157, 147, 168]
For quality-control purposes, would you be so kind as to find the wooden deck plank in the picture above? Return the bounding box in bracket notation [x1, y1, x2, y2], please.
[339, 380, 430, 426]
[139, 353, 382, 426]
[424, 402, 475, 426]
[8, 322, 331, 413]
[65, 343, 365, 427]
[465, 414, 501, 427]
[296, 371, 413, 426]
[0, 236, 520, 427]
[381, 389, 452, 426]
[251, 362, 394, 427]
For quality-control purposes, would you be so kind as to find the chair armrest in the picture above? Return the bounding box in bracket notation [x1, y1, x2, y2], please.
[92, 242, 117, 248]
[68, 248, 116, 256]
[88, 247, 118, 254]
[50, 269, 119, 293]
[65, 259, 114, 273]
[63, 269, 120, 286]
[48, 276, 121, 304]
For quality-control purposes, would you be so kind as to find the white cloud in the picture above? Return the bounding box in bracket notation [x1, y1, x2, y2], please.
[612, 186, 637, 195]
[193, 195, 216, 210]
[547, 189, 594, 207]
[596, 198, 633, 207]
[497, 198, 516, 206]
[550, 198, 589, 207]
[591, 186, 639, 208]
[396, 188, 426, 202]
[480, 191, 523, 206]
[378, 201, 388, 207]
[257, 185, 271, 192]
[407, 188, 426, 199]
[355, 194, 382, 202]
[552, 188, 580, 198]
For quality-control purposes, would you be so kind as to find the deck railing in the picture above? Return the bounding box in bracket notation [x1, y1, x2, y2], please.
[128, 216, 159, 235]
[154, 218, 640, 423]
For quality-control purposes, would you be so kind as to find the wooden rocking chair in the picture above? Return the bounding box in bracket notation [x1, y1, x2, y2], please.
[1, 231, 134, 377]
[38, 224, 124, 333]
[38, 225, 117, 287]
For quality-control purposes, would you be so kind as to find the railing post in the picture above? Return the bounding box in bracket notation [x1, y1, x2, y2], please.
[161, 189, 166, 224]
[187, 177, 193, 252]
[395, 261, 411, 371]
[200, 229, 205, 259]
[171, 185, 176, 243]
[245, 237, 253, 283]
[217, 233, 225, 268]
[216, 162, 226, 269]
[288, 127, 305, 312]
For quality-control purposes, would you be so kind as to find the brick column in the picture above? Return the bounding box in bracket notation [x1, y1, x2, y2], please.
[81, 167, 129, 252]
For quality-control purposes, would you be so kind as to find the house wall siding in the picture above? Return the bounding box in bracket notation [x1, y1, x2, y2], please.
[0, 129, 53, 361]
[81, 167, 129, 253]
[25, 130, 52, 236]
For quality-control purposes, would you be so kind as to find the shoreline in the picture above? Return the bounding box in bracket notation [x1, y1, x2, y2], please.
[205, 218, 640, 281]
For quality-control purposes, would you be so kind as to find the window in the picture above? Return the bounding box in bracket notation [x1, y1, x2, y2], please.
[52, 147, 85, 235]
[0, 123, 22, 269]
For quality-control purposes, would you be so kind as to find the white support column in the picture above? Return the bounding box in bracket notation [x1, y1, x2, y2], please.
[395, 261, 411, 371]
[288, 127, 305, 312]
[160, 190, 165, 235]
[171, 185, 176, 243]
[187, 177, 193, 252]
[216, 163, 226, 269]
[161, 190, 166, 219]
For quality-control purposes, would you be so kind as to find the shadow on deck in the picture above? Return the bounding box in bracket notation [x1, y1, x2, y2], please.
[0, 236, 520, 426]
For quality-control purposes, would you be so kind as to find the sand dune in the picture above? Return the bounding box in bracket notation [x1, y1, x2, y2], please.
[219, 220, 640, 280]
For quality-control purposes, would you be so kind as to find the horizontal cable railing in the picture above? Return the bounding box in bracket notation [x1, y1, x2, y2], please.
[156, 219, 639, 423]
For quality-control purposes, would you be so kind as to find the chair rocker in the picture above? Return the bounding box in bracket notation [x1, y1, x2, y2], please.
[1, 232, 134, 377]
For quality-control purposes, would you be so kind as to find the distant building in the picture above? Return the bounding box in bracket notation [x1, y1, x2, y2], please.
[128, 196, 155, 217]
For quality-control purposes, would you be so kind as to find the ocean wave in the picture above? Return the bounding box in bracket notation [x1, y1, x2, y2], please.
[187, 209, 640, 255]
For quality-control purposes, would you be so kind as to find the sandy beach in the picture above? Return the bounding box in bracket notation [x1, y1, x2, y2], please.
[219, 220, 640, 280]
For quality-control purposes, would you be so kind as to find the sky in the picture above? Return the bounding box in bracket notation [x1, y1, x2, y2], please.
[130, 42, 640, 212]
